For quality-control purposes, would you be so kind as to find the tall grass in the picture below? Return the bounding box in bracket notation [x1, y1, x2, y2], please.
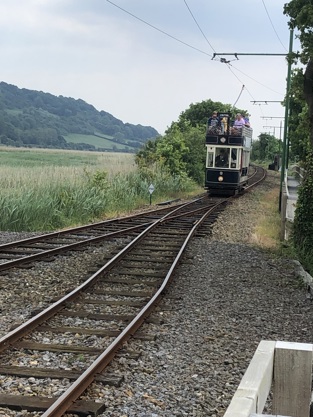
[0, 149, 199, 231]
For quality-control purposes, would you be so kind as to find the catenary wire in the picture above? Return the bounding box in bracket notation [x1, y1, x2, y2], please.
[106, 0, 282, 116]
[183, 0, 216, 53]
[106, 0, 213, 58]
[182, 0, 259, 108]
[228, 63, 284, 96]
[261, 0, 288, 52]
[226, 64, 256, 102]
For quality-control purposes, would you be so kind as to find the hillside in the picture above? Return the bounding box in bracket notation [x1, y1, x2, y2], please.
[0, 82, 159, 152]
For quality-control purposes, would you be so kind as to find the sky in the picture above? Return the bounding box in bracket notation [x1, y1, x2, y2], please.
[0, 0, 300, 139]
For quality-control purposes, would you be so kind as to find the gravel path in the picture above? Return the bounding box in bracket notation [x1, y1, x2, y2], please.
[0, 172, 312, 417]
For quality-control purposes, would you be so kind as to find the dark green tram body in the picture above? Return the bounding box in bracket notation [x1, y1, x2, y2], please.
[205, 112, 252, 196]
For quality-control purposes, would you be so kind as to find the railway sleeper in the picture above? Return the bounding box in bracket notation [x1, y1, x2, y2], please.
[0, 365, 123, 386]
[0, 394, 105, 416]
[15, 341, 141, 359]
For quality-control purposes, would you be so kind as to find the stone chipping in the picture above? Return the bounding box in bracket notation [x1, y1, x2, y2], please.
[0, 172, 312, 417]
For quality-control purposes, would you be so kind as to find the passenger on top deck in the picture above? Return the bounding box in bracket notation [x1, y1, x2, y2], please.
[231, 113, 246, 135]
[207, 111, 224, 135]
[243, 113, 251, 127]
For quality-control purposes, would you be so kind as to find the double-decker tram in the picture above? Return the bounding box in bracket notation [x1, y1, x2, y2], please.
[205, 112, 252, 196]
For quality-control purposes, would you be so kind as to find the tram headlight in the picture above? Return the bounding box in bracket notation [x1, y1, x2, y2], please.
[218, 176, 224, 182]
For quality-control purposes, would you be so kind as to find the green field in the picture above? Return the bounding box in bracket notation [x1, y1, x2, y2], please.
[0, 146, 135, 170]
[64, 133, 134, 150]
[0, 146, 198, 232]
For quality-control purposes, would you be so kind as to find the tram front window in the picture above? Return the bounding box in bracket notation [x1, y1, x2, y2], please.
[215, 148, 229, 168]
[231, 148, 238, 168]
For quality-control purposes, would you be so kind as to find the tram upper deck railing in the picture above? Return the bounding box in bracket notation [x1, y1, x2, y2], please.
[242, 126, 253, 138]
[205, 126, 253, 147]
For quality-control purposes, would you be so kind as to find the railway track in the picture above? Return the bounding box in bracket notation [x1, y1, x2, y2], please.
[0, 166, 265, 274]
[0, 166, 266, 416]
[244, 164, 266, 191]
[0, 197, 210, 272]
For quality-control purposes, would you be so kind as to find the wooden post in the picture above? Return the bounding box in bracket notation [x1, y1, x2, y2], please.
[272, 341, 313, 417]
[223, 341, 275, 417]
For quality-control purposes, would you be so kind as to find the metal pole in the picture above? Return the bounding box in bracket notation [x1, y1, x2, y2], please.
[279, 120, 282, 168]
[279, 29, 294, 211]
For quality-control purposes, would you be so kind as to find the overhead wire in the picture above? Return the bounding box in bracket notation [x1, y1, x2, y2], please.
[183, 0, 216, 53]
[106, 0, 283, 114]
[182, 0, 247, 108]
[105, 0, 213, 58]
[225, 64, 262, 113]
[261, 0, 288, 52]
[227, 63, 284, 96]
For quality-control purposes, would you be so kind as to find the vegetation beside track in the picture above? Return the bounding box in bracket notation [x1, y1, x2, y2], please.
[240, 171, 310, 275]
[0, 147, 201, 232]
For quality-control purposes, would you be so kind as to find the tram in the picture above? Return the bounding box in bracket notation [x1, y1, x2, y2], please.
[205, 112, 252, 196]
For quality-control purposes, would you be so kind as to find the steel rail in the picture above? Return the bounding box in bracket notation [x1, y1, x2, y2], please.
[0, 196, 210, 272]
[0, 221, 152, 271]
[245, 166, 267, 191]
[0, 170, 265, 415]
[0, 196, 210, 350]
[40, 200, 227, 417]
[0, 198, 201, 250]
[0, 219, 160, 352]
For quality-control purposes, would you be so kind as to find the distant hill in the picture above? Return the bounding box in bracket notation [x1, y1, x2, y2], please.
[0, 82, 159, 152]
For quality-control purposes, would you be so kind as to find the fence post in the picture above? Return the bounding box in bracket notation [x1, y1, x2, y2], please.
[272, 341, 313, 417]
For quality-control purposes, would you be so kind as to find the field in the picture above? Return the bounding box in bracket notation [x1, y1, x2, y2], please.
[0, 146, 135, 171]
[64, 133, 134, 151]
[0, 147, 198, 231]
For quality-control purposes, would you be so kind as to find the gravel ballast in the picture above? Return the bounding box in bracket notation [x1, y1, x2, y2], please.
[0, 172, 312, 417]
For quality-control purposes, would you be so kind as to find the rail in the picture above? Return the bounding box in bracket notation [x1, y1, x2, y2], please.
[0, 196, 230, 416]
[224, 340, 313, 417]
[0, 174, 266, 415]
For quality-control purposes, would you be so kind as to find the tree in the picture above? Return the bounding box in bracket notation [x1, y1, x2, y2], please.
[252, 133, 281, 162]
[288, 68, 310, 161]
[181, 125, 206, 185]
[135, 138, 160, 169]
[284, 0, 313, 148]
[284, 1, 313, 274]
[174, 99, 247, 132]
[156, 123, 189, 177]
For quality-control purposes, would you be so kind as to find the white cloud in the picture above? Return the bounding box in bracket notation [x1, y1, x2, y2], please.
[0, 0, 299, 138]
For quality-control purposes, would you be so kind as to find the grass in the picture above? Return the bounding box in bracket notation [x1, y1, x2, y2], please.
[248, 172, 300, 264]
[0, 147, 201, 232]
[0, 146, 135, 171]
[250, 187, 282, 250]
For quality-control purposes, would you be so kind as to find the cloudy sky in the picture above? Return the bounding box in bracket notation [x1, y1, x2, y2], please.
[0, 0, 299, 139]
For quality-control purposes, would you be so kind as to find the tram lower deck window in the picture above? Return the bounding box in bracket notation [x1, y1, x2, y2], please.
[214, 147, 239, 169]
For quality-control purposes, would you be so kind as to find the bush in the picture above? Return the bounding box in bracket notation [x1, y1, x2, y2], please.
[293, 151, 313, 274]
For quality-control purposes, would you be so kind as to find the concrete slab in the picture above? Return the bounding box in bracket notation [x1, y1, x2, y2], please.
[286, 176, 300, 222]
